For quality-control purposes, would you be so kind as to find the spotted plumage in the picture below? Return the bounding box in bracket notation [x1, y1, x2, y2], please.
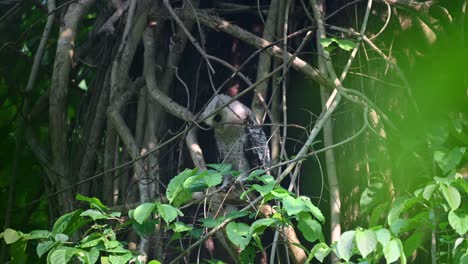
[200, 94, 270, 185]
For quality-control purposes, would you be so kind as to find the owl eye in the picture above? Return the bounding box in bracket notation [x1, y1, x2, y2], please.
[213, 114, 222, 122]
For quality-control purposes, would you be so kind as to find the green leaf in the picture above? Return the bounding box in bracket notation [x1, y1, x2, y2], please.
[387, 197, 418, 226]
[148, 261, 161, 264]
[245, 169, 267, 181]
[356, 229, 377, 258]
[252, 182, 275, 197]
[301, 196, 325, 222]
[78, 79, 88, 91]
[76, 194, 108, 211]
[297, 213, 323, 243]
[80, 209, 108, 221]
[383, 239, 401, 264]
[319, 38, 335, 47]
[448, 210, 468, 236]
[403, 231, 425, 257]
[156, 203, 182, 224]
[172, 222, 193, 232]
[226, 222, 251, 250]
[52, 210, 87, 236]
[24, 230, 50, 240]
[335, 39, 357, 51]
[282, 196, 305, 216]
[335, 230, 356, 262]
[310, 243, 331, 262]
[37, 241, 56, 258]
[375, 228, 391, 246]
[3, 228, 21, 244]
[207, 164, 232, 174]
[434, 147, 464, 173]
[440, 185, 461, 210]
[49, 248, 77, 264]
[87, 248, 99, 264]
[166, 169, 195, 207]
[108, 252, 133, 264]
[201, 217, 225, 228]
[422, 184, 438, 200]
[132, 220, 157, 237]
[204, 171, 223, 187]
[54, 233, 69, 242]
[250, 219, 276, 235]
[133, 203, 156, 224]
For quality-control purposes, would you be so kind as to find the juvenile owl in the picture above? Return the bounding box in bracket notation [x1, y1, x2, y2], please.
[199, 94, 270, 186]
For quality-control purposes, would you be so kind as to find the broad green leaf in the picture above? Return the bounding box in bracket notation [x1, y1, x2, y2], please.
[184, 173, 209, 192]
[49, 248, 77, 264]
[387, 197, 418, 226]
[434, 147, 464, 173]
[76, 194, 108, 211]
[80, 237, 104, 248]
[422, 184, 437, 200]
[172, 222, 193, 232]
[87, 248, 99, 264]
[37, 241, 56, 258]
[22, 230, 49, 240]
[133, 203, 156, 224]
[301, 196, 325, 222]
[375, 228, 391, 246]
[448, 210, 468, 236]
[356, 229, 377, 258]
[207, 164, 232, 174]
[252, 182, 275, 197]
[282, 196, 305, 216]
[132, 220, 157, 237]
[109, 252, 133, 264]
[3, 228, 20, 244]
[52, 210, 87, 236]
[201, 217, 225, 228]
[297, 213, 322, 243]
[166, 169, 195, 206]
[205, 171, 223, 187]
[246, 169, 267, 181]
[335, 230, 356, 262]
[80, 209, 108, 221]
[403, 231, 425, 257]
[54, 233, 69, 242]
[250, 219, 276, 235]
[335, 39, 357, 51]
[148, 261, 162, 264]
[226, 222, 251, 250]
[310, 243, 331, 262]
[319, 38, 335, 47]
[156, 203, 182, 224]
[440, 185, 461, 210]
[383, 239, 400, 263]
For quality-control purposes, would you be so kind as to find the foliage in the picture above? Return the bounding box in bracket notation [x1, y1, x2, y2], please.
[1, 167, 326, 263]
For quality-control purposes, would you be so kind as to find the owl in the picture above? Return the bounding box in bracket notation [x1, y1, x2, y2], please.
[199, 94, 270, 187]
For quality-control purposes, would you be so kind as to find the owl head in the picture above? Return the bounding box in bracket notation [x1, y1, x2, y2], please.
[199, 94, 250, 127]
